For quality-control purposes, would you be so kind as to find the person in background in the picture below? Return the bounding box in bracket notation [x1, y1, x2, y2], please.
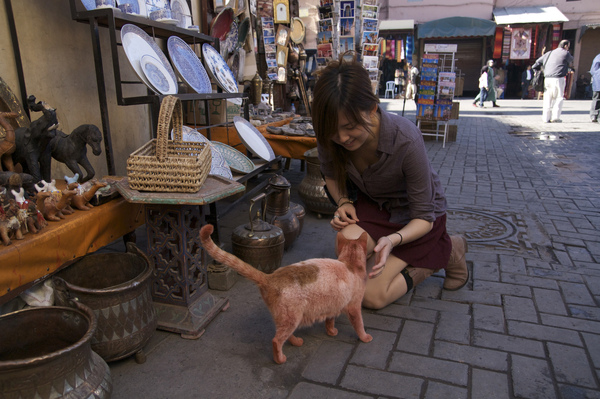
[521, 65, 533, 99]
[405, 62, 419, 100]
[394, 68, 403, 99]
[312, 56, 468, 310]
[532, 40, 574, 123]
[473, 60, 499, 108]
[589, 52, 600, 123]
[478, 66, 489, 108]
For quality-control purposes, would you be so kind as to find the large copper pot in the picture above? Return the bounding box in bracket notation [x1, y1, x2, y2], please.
[53, 242, 157, 363]
[232, 193, 285, 274]
[0, 302, 112, 398]
[298, 148, 336, 217]
[265, 175, 300, 250]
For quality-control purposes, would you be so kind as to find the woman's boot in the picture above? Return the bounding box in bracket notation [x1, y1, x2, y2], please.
[443, 235, 468, 290]
[402, 267, 435, 292]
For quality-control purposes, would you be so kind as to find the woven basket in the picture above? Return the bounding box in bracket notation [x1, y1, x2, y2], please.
[127, 96, 211, 193]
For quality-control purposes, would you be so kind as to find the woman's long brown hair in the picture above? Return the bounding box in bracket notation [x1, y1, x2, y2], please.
[311, 54, 380, 195]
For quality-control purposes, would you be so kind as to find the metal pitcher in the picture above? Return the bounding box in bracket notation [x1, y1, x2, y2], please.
[265, 175, 300, 250]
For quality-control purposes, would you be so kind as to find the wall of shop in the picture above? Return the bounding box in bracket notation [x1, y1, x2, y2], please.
[0, 0, 152, 180]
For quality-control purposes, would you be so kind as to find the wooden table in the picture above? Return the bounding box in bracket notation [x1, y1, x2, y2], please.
[115, 176, 245, 339]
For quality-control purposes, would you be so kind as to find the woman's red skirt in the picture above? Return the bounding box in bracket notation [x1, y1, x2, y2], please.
[355, 192, 452, 270]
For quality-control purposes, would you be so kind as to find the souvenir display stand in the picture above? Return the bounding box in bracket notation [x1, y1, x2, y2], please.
[415, 45, 458, 148]
[115, 176, 244, 338]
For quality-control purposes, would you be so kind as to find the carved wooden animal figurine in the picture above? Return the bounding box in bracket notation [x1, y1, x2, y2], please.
[41, 124, 102, 183]
[35, 179, 74, 215]
[0, 111, 18, 172]
[12, 96, 59, 181]
[68, 180, 107, 211]
[42, 188, 76, 221]
[7, 199, 28, 236]
[24, 197, 47, 234]
[0, 213, 21, 246]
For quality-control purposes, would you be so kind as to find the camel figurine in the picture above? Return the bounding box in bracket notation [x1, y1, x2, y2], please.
[0, 199, 26, 245]
[24, 197, 47, 234]
[42, 188, 76, 221]
[40, 124, 102, 183]
[35, 179, 74, 215]
[67, 180, 107, 211]
[0, 111, 19, 172]
[12, 97, 59, 182]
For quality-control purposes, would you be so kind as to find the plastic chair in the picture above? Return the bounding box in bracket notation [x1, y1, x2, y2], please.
[385, 81, 395, 98]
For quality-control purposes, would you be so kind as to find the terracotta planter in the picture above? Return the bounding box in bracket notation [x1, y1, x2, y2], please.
[53, 242, 157, 363]
[0, 302, 112, 398]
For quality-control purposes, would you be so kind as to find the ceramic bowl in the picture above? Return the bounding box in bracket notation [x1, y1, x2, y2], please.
[95, 0, 115, 8]
[209, 7, 233, 41]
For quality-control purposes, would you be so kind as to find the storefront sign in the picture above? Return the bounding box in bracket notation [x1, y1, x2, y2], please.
[424, 43, 457, 53]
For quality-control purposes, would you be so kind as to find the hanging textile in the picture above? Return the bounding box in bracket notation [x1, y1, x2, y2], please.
[406, 35, 413, 64]
[493, 27, 503, 59]
[551, 23, 561, 49]
[380, 40, 386, 59]
[502, 28, 511, 64]
[396, 40, 403, 62]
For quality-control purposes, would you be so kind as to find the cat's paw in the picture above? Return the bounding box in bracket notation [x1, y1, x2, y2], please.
[326, 327, 338, 336]
[289, 335, 304, 346]
[359, 333, 373, 343]
[274, 353, 287, 364]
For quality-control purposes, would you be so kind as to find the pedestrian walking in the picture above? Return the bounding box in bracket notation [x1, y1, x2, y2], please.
[590, 52, 600, 123]
[477, 66, 489, 107]
[405, 62, 419, 100]
[473, 60, 499, 108]
[521, 65, 533, 99]
[532, 40, 574, 123]
[312, 56, 468, 310]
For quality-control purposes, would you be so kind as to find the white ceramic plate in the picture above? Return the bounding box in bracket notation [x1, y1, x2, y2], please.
[170, 0, 193, 29]
[145, 0, 167, 14]
[140, 55, 178, 95]
[202, 43, 242, 105]
[210, 141, 255, 174]
[167, 36, 212, 94]
[208, 144, 233, 179]
[156, 17, 180, 25]
[121, 24, 178, 95]
[233, 116, 276, 162]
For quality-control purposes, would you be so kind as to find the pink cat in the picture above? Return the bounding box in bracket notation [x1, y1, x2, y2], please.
[200, 224, 373, 364]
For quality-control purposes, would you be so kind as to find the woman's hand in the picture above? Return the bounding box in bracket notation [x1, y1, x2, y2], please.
[369, 236, 393, 278]
[330, 203, 359, 232]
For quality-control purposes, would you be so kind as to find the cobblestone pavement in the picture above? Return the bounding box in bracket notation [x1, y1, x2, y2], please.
[109, 98, 600, 399]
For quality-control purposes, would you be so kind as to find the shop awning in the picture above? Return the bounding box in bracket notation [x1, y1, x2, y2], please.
[493, 6, 568, 25]
[379, 19, 414, 31]
[579, 23, 600, 42]
[417, 17, 496, 39]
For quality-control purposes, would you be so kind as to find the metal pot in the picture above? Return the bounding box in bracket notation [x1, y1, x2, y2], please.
[0, 301, 112, 398]
[53, 242, 157, 363]
[298, 148, 337, 217]
[289, 201, 305, 235]
[265, 175, 300, 250]
[232, 193, 285, 274]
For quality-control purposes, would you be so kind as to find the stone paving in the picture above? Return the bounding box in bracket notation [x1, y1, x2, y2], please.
[108, 98, 600, 399]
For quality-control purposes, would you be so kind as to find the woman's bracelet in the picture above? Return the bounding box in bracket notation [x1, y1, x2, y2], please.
[337, 196, 350, 206]
[393, 232, 403, 245]
[336, 200, 354, 209]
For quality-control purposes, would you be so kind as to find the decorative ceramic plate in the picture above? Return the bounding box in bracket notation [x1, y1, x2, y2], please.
[116, 0, 146, 15]
[121, 24, 177, 95]
[167, 36, 212, 94]
[224, 19, 238, 54]
[202, 43, 241, 105]
[237, 17, 250, 48]
[81, 0, 96, 10]
[208, 144, 233, 179]
[290, 17, 305, 44]
[170, 125, 209, 143]
[209, 7, 233, 41]
[140, 54, 177, 95]
[170, 0, 193, 29]
[233, 116, 276, 161]
[210, 141, 255, 174]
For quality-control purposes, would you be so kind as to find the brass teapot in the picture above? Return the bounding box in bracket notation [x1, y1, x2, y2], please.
[231, 193, 285, 274]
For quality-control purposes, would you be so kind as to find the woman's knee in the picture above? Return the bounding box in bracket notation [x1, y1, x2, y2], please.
[362, 291, 388, 310]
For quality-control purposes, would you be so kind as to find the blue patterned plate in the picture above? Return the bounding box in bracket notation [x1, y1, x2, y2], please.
[140, 55, 177, 95]
[210, 141, 255, 174]
[121, 24, 178, 95]
[170, 0, 193, 28]
[202, 43, 242, 105]
[167, 36, 212, 94]
[208, 143, 233, 179]
[116, 0, 146, 15]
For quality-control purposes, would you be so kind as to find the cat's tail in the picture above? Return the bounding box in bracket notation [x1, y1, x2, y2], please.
[200, 224, 266, 285]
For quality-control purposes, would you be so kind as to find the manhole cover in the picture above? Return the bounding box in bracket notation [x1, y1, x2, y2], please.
[446, 209, 517, 243]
